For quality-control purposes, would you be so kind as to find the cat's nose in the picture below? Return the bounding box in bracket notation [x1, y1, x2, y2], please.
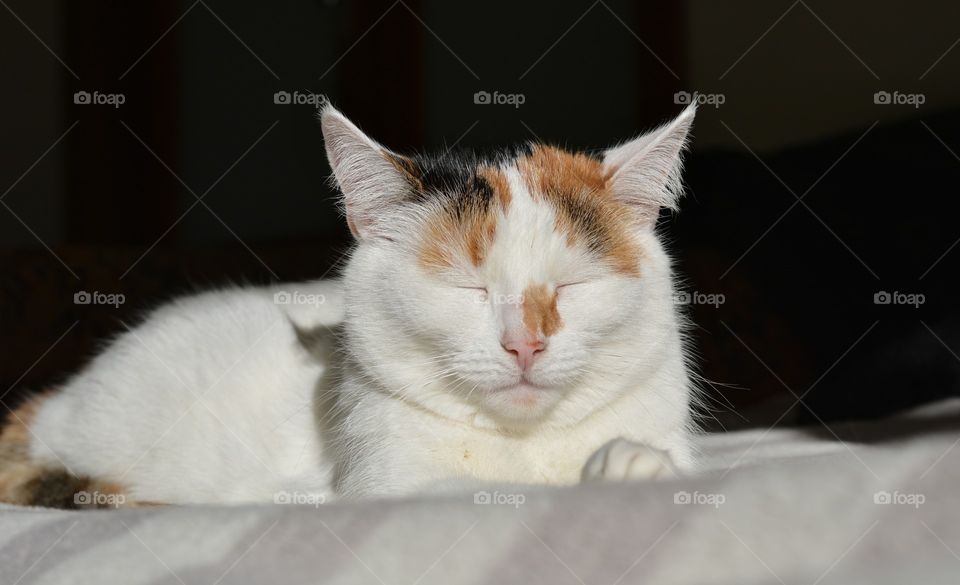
[501, 336, 546, 372]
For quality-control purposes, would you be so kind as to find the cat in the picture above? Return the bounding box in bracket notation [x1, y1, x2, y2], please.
[0, 102, 697, 508]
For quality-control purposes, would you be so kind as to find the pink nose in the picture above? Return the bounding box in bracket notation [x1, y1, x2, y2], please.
[501, 337, 546, 372]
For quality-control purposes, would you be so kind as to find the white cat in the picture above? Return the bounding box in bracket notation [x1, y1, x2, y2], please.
[0, 102, 697, 507]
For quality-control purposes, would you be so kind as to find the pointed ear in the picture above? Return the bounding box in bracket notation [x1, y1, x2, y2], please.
[320, 102, 415, 240]
[603, 104, 695, 226]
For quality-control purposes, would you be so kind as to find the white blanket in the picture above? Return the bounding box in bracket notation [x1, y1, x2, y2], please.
[2, 400, 959, 585]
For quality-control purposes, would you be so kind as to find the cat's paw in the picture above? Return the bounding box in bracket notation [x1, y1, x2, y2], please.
[581, 437, 678, 483]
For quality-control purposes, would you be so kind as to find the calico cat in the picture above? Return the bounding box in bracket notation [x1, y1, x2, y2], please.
[0, 102, 697, 507]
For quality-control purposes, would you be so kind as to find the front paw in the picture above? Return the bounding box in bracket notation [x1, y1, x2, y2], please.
[581, 437, 677, 482]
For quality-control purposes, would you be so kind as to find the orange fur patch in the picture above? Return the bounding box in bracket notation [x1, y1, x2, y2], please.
[419, 215, 457, 271]
[384, 152, 424, 191]
[518, 145, 610, 198]
[478, 165, 512, 208]
[522, 284, 563, 337]
[0, 392, 138, 508]
[420, 209, 498, 270]
[517, 145, 641, 275]
[416, 146, 641, 275]
[1, 392, 48, 446]
[465, 211, 498, 267]
[419, 166, 512, 271]
[0, 394, 50, 505]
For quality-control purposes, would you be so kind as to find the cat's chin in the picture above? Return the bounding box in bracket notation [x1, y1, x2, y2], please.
[480, 382, 563, 422]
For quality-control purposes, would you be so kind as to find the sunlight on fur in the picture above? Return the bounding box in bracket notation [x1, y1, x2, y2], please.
[0, 101, 699, 506]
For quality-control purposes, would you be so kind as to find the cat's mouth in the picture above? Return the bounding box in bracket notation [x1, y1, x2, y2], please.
[493, 378, 552, 393]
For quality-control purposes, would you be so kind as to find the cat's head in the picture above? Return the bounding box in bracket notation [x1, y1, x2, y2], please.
[322, 103, 694, 427]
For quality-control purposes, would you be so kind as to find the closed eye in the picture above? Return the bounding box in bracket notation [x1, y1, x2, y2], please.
[557, 281, 587, 290]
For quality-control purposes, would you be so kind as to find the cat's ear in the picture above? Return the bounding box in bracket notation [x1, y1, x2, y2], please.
[603, 104, 695, 226]
[321, 103, 416, 240]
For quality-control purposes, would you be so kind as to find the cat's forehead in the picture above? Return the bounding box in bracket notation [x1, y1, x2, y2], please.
[411, 144, 640, 277]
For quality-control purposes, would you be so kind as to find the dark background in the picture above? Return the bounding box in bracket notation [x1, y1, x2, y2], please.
[2, 0, 959, 431]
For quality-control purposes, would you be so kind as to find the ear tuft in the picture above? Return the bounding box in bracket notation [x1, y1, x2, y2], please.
[604, 104, 696, 225]
[320, 103, 412, 240]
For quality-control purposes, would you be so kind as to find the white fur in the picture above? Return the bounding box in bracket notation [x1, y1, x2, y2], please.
[27, 105, 697, 503]
[29, 281, 343, 503]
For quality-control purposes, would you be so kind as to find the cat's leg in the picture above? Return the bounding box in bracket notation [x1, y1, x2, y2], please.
[580, 437, 679, 482]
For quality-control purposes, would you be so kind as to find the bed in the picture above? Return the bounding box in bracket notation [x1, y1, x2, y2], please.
[2, 399, 958, 584]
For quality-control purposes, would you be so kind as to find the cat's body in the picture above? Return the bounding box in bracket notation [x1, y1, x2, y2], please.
[1, 103, 698, 507]
[24, 281, 343, 504]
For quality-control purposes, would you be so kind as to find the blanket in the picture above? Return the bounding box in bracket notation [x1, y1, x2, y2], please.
[2, 400, 959, 585]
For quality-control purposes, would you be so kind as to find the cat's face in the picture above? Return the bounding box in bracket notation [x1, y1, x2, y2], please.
[324, 104, 694, 425]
